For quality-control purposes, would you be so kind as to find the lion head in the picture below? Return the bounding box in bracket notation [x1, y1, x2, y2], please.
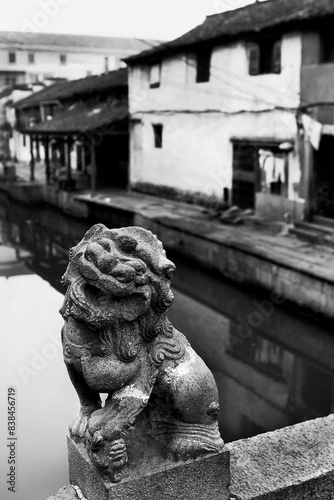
[60, 224, 175, 335]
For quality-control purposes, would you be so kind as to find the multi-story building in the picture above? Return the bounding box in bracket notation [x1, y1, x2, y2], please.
[13, 68, 129, 191]
[0, 84, 42, 160]
[125, 0, 334, 222]
[0, 31, 154, 88]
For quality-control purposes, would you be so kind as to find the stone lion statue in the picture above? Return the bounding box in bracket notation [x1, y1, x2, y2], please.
[60, 224, 224, 482]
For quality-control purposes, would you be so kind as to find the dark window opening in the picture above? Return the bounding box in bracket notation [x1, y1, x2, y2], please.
[43, 104, 57, 120]
[196, 48, 211, 83]
[153, 124, 163, 148]
[23, 134, 26, 147]
[28, 52, 35, 64]
[5, 75, 16, 86]
[149, 63, 161, 88]
[8, 52, 16, 64]
[321, 32, 334, 63]
[249, 39, 281, 75]
[60, 54, 67, 65]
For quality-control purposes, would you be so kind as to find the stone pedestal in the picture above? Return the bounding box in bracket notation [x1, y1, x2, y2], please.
[68, 436, 230, 500]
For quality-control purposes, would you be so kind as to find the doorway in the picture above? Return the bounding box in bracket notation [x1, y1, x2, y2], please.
[232, 141, 285, 209]
[313, 134, 334, 219]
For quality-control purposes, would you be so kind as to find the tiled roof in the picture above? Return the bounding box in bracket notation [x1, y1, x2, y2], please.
[23, 99, 128, 134]
[125, 0, 334, 63]
[15, 68, 128, 108]
[0, 88, 14, 99]
[0, 30, 156, 51]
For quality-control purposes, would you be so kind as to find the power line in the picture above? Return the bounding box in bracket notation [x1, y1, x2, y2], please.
[132, 37, 300, 108]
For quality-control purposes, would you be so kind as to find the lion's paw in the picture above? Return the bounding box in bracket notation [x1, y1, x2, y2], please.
[107, 438, 128, 468]
[69, 412, 90, 439]
[86, 432, 129, 482]
[168, 437, 221, 461]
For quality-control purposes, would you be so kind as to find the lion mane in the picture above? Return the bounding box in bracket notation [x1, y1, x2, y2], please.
[60, 223, 177, 338]
[60, 224, 224, 483]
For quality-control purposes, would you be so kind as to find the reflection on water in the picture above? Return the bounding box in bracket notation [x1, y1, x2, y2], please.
[0, 257, 78, 500]
[1, 193, 334, 498]
[169, 259, 334, 441]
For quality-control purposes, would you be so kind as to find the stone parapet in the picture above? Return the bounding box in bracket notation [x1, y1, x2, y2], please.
[68, 437, 230, 500]
[227, 414, 334, 500]
[49, 414, 334, 500]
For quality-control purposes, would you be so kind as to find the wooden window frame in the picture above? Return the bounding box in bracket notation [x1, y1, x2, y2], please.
[248, 38, 281, 76]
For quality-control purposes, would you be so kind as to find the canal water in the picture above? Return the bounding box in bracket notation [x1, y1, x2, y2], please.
[1, 193, 334, 500]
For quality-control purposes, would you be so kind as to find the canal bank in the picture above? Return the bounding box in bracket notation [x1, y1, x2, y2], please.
[76, 191, 334, 321]
[1, 161, 334, 320]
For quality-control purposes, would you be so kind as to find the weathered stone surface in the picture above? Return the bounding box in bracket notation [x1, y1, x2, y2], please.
[49, 413, 334, 500]
[60, 224, 224, 484]
[227, 414, 334, 499]
[46, 485, 77, 500]
[68, 435, 230, 500]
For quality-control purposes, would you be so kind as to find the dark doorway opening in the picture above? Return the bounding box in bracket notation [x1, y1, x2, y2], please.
[232, 142, 259, 209]
[95, 134, 129, 189]
[313, 134, 334, 219]
[232, 140, 285, 209]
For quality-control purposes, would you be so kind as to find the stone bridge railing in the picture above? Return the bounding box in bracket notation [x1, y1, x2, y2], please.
[49, 414, 334, 499]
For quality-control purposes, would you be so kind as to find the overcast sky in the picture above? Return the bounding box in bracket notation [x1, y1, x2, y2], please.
[2, 0, 255, 40]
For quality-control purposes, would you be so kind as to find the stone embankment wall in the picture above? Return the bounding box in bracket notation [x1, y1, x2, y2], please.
[136, 213, 334, 321]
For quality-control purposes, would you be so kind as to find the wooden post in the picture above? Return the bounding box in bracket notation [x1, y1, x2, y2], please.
[81, 144, 86, 174]
[48, 140, 53, 171]
[30, 135, 35, 181]
[40, 104, 45, 122]
[36, 135, 41, 162]
[283, 153, 289, 197]
[65, 136, 72, 182]
[303, 138, 314, 221]
[91, 140, 97, 192]
[44, 136, 50, 184]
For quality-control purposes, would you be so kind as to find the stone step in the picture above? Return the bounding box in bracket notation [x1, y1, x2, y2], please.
[295, 221, 334, 235]
[312, 215, 334, 230]
[289, 226, 327, 244]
